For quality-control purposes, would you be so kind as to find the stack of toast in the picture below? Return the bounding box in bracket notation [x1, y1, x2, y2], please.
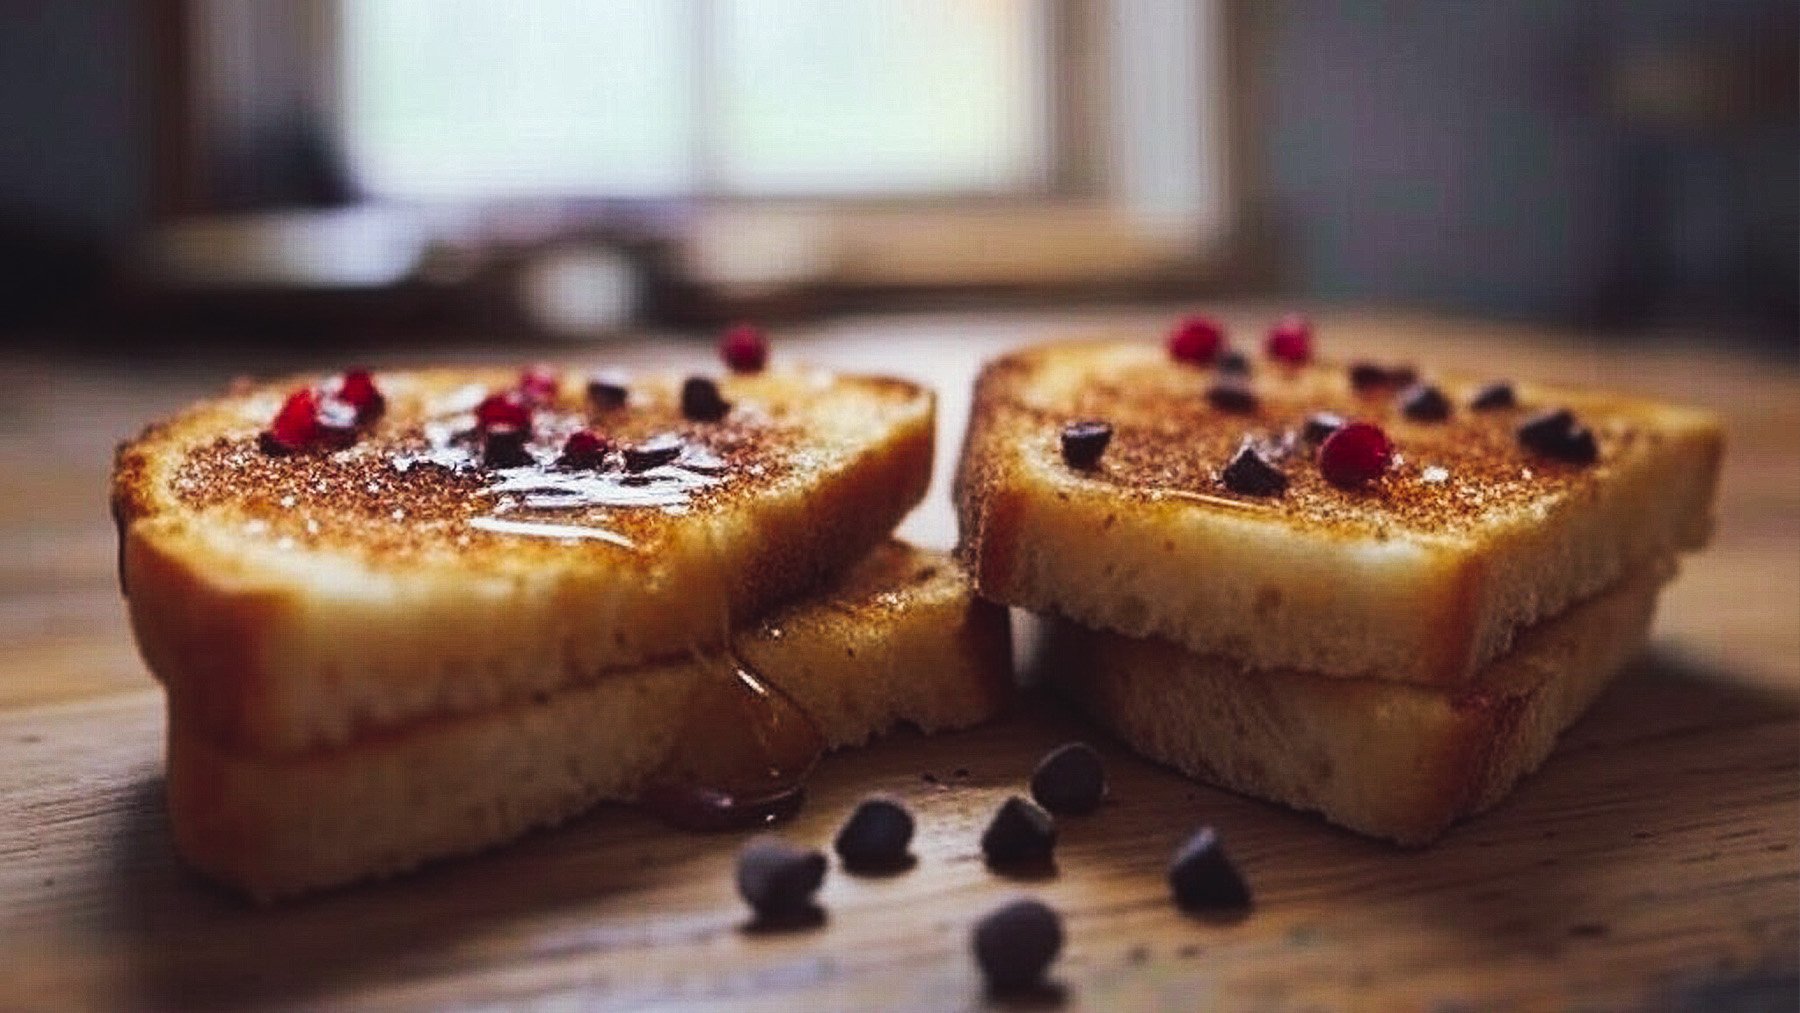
[956, 333, 1722, 844]
[114, 363, 1011, 900]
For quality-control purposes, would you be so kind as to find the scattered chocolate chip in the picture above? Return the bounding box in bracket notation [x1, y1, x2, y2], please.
[1059, 420, 1113, 470]
[1221, 441, 1288, 497]
[1168, 826, 1252, 912]
[1301, 411, 1346, 444]
[921, 772, 940, 784]
[981, 796, 1057, 867]
[1469, 381, 1517, 411]
[953, 767, 971, 778]
[834, 796, 915, 871]
[736, 837, 826, 920]
[1349, 361, 1417, 392]
[481, 425, 532, 468]
[973, 898, 1064, 993]
[1205, 379, 1258, 413]
[1517, 408, 1598, 464]
[1398, 383, 1451, 422]
[681, 376, 731, 422]
[1030, 742, 1107, 816]
[1216, 349, 1251, 375]
[623, 434, 683, 472]
[587, 370, 630, 410]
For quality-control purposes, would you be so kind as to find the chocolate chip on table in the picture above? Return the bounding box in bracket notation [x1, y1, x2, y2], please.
[1517, 408, 1598, 464]
[1220, 441, 1288, 497]
[1216, 349, 1252, 375]
[1301, 412, 1346, 445]
[1205, 378, 1258, 413]
[972, 898, 1064, 994]
[981, 796, 1057, 867]
[1398, 382, 1451, 422]
[1059, 420, 1113, 470]
[1167, 826, 1252, 912]
[681, 375, 731, 422]
[1468, 381, 1517, 411]
[834, 796, 915, 871]
[736, 837, 826, 920]
[587, 370, 630, 410]
[1030, 742, 1107, 816]
[623, 434, 683, 472]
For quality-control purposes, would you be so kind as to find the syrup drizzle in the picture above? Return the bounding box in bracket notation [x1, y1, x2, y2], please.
[635, 493, 827, 832]
[635, 658, 826, 831]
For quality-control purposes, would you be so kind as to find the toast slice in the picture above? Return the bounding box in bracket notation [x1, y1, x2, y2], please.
[116, 364, 934, 755]
[1045, 559, 1672, 845]
[956, 338, 1720, 686]
[167, 543, 1012, 901]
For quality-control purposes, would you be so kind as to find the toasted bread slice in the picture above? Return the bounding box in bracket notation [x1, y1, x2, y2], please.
[1046, 559, 1671, 845]
[957, 338, 1720, 685]
[116, 365, 934, 755]
[166, 543, 1011, 901]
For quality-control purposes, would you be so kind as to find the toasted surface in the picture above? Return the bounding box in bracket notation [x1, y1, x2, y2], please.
[166, 543, 1012, 901]
[116, 365, 934, 754]
[1046, 560, 1672, 845]
[957, 338, 1721, 684]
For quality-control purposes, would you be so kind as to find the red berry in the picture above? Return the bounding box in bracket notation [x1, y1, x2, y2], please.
[1318, 422, 1394, 488]
[1266, 315, 1312, 364]
[1167, 316, 1225, 365]
[264, 388, 322, 452]
[335, 369, 386, 424]
[519, 364, 559, 404]
[475, 391, 531, 431]
[558, 428, 612, 469]
[719, 324, 768, 373]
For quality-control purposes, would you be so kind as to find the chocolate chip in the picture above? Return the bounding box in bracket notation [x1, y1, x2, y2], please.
[1398, 383, 1451, 422]
[480, 425, 532, 468]
[587, 370, 630, 410]
[1059, 420, 1112, 470]
[1469, 381, 1517, 411]
[681, 376, 731, 422]
[1221, 441, 1288, 497]
[1216, 349, 1251, 375]
[1030, 742, 1106, 815]
[1168, 826, 1252, 911]
[1517, 408, 1598, 464]
[736, 837, 826, 920]
[834, 796, 914, 871]
[1350, 361, 1417, 392]
[972, 898, 1064, 993]
[1205, 379, 1258, 413]
[623, 434, 683, 472]
[1301, 411, 1346, 444]
[981, 796, 1056, 867]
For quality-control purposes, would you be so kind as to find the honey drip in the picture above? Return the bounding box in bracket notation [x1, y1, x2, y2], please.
[636, 658, 826, 831]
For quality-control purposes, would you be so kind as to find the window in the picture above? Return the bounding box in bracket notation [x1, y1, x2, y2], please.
[339, 0, 1048, 200]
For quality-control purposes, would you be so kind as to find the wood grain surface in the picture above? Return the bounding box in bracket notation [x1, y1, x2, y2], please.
[2, 307, 1796, 1011]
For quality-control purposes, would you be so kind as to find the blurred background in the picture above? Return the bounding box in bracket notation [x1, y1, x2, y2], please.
[1, 0, 1794, 352]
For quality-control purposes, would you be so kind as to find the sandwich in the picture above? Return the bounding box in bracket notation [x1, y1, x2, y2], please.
[114, 359, 1010, 899]
[955, 324, 1722, 842]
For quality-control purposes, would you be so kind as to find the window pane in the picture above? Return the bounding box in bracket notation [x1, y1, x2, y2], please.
[340, 0, 693, 199]
[712, 0, 1045, 196]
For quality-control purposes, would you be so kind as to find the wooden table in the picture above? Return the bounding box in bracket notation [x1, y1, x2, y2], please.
[4, 308, 1796, 1010]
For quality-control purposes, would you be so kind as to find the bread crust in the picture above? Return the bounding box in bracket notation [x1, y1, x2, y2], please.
[1046, 560, 1673, 844]
[166, 544, 1012, 901]
[956, 338, 1722, 685]
[116, 366, 935, 755]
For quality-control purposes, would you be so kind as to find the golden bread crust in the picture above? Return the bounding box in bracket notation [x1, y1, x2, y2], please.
[1046, 559, 1672, 844]
[117, 366, 935, 754]
[956, 337, 1722, 684]
[165, 544, 1012, 901]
